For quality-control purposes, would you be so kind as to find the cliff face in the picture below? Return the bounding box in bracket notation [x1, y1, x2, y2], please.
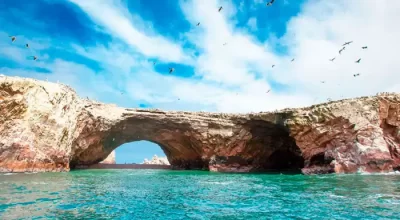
[1, 76, 400, 174]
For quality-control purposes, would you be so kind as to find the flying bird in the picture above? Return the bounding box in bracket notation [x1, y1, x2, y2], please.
[25, 43, 29, 48]
[355, 58, 361, 63]
[169, 67, 175, 74]
[9, 36, 16, 42]
[272, 65, 275, 68]
[218, 6, 223, 12]
[29, 56, 38, 61]
[266, 89, 271, 93]
[342, 41, 353, 46]
[339, 47, 345, 54]
[353, 73, 360, 77]
[196, 22, 200, 26]
[291, 58, 295, 62]
[223, 42, 227, 46]
[329, 57, 336, 62]
[321, 81, 325, 83]
[267, 0, 275, 6]
[362, 46, 368, 49]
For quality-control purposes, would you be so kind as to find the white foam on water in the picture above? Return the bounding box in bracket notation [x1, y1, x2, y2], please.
[200, 181, 235, 185]
[327, 194, 345, 198]
[359, 171, 400, 176]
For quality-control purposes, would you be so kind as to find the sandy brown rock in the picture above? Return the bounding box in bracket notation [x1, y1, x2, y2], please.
[99, 150, 115, 164]
[1, 76, 400, 174]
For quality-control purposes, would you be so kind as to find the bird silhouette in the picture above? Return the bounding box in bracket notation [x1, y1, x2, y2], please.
[339, 47, 345, 54]
[218, 6, 223, 12]
[291, 58, 295, 62]
[196, 22, 200, 26]
[25, 44, 29, 48]
[329, 57, 336, 61]
[355, 58, 361, 63]
[362, 46, 368, 49]
[266, 89, 271, 93]
[223, 42, 227, 46]
[321, 81, 325, 83]
[29, 56, 38, 61]
[267, 0, 275, 6]
[342, 41, 353, 46]
[9, 36, 16, 42]
[272, 65, 275, 68]
[169, 67, 175, 74]
[353, 73, 360, 77]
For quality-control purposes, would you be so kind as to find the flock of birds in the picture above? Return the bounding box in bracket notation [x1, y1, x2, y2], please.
[8, 36, 37, 61]
[7, 0, 368, 99]
[218, 1, 369, 94]
[320, 40, 368, 84]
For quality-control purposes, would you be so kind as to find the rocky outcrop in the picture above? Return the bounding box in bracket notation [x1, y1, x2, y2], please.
[143, 155, 170, 165]
[1, 76, 400, 174]
[99, 150, 115, 164]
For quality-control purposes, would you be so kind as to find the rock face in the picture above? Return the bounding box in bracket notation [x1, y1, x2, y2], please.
[143, 155, 170, 165]
[1, 76, 400, 174]
[99, 150, 115, 164]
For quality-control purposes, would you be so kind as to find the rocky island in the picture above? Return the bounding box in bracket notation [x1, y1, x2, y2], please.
[1, 75, 400, 174]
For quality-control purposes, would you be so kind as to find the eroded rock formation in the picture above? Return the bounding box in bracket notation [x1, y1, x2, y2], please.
[143, 155, 170, 165]
[99, 150, 115, 164]
[1, 76, 400, 174]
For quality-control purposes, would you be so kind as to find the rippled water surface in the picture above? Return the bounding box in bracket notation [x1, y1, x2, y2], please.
[1, 170, 400, 219]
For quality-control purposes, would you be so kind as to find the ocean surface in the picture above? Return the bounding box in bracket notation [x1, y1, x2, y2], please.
[1, 170, 400, 219]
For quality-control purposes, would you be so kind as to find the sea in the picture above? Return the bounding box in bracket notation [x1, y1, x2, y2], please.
[1, 169, 400, 219]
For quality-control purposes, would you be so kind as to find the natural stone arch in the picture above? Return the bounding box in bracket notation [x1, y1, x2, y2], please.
[2, 76, 400, 174]
[68, 109, 304, 171]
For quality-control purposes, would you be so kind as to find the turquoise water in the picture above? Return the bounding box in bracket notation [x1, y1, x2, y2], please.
[1, 170, 400, 219]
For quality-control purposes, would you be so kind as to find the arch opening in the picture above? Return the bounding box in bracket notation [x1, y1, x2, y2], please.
[114, 140, 169, 165]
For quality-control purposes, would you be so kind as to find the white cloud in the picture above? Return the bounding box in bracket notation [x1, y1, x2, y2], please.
[247, 17, 258, 31]
[272, 0, 400, 100]
[68, 0, 192, 64]
[2, 0, 400, 114]
[178, 0, 311, 112]
[177, 0, 400, 112]
[72, 43, 143, 75]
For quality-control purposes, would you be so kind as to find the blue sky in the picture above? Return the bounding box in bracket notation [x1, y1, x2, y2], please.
[1, 0, 399, 163]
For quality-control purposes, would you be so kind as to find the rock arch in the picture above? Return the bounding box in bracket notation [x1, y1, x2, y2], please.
[68, 109, 304, 172]
[2, 76, 400, 174]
